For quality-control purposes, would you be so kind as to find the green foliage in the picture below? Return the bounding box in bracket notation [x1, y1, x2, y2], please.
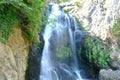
[56, 45, 72, 58]
[0, 0, 45, 44]
[112, 18, 120, 37]
[0, 4, 18, 43]
[78, 36, 110, 68]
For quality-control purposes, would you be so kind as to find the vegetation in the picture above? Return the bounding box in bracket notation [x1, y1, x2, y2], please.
[0, 4, 18, 43]
[0, 0, 45, 44]
[56, 45, 72, 58]
[112, 18, 120, 48]
[112, 18, 120, 37]
[78, 36, 110, 68]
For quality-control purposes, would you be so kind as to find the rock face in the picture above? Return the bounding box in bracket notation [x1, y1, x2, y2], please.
[25, 43, 43, 80]
[79, 0, 120, 40]
[61, 0, 120, 40]
[0, 26, 28, 80]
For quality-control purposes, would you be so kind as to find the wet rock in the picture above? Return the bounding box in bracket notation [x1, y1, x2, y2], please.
[25, 37, 44, 80]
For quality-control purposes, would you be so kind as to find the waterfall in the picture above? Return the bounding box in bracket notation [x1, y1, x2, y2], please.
[40, 4, 83, 80]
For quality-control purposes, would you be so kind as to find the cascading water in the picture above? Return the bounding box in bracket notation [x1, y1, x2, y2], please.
[40, 4, 84, 80]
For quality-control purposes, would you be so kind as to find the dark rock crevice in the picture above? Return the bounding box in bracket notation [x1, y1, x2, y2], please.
[25, 39, 44, 80]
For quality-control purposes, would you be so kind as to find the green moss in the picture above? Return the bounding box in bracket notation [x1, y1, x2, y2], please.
[0, 0, 45, 44]
[78, 36, 110, 68]
[112, 18, 120, 37]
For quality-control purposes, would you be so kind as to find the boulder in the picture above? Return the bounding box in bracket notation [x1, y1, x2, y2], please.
[110, 48, 120, 69]
[99, 69, 120, 80]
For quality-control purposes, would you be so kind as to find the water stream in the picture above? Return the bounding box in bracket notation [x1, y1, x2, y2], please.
[40, 4, 84, 80]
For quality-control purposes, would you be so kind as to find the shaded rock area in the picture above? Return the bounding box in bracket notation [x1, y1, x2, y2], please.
[0, 26, 28, 80]
[25, 36, 44, 80]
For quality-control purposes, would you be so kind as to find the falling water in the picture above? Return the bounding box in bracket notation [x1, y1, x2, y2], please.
[40, 4, 84, 80]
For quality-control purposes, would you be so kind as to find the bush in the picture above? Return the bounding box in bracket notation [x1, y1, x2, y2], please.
[78, 36, 110, 68]
[0, 0, 45, 44]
